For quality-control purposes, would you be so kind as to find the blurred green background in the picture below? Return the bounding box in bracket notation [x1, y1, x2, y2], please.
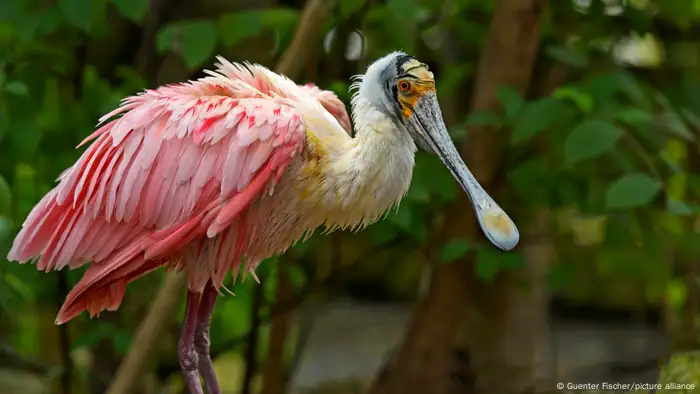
[0, 0, 699, 393]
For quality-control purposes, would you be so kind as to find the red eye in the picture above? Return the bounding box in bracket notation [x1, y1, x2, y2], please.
[398, 81, 411, 91]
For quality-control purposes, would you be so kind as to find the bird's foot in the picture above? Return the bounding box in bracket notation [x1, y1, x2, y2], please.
[179, 341, 204, 394]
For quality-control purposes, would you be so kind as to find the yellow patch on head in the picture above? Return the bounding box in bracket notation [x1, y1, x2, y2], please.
[483, 212, 514, 237]
[396, 59, 436, 119]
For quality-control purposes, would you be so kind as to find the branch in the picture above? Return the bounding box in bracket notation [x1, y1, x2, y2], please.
[275, 0, 331, 78]
[106, 1, 334, 393]
[135, 0, 171, 76]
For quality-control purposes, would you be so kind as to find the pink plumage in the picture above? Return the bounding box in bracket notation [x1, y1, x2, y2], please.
[8, 61, 350, 325]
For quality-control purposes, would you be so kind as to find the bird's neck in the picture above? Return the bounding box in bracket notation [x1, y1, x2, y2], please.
[313, 97, 416, 231]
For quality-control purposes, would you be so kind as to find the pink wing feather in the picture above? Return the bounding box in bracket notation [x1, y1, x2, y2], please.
[8, 78, 306, 323]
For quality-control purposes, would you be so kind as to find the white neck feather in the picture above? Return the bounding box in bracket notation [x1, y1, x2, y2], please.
[319, 96, 416, 231]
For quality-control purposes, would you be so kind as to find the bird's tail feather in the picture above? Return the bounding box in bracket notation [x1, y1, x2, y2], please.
[54, 235, 162, 324]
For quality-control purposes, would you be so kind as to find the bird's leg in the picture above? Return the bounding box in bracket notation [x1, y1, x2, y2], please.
[194, 282, 220, 394]
[179, 289, 204, 394]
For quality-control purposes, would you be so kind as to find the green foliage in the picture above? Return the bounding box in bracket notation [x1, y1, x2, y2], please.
[465, 110, 504, 127]
[218, 11, 264, 47]
[552, 86, 593, 112]
[71, 321, 133, 356]
[58, 0, 94, 31]
[510, 97, 570, 144]
[605, 173, 662, 210]
[0, 175, 10, 216]
[157, 20, 219, 69]
[564, 119, 623, 165]
[218, 8, 299, 53]
[339, 0, 368, 19]
[438, 239, 470, 264]
[546, 43, 590, 69]
[475, 247, 524, 282]
[496, 86, 524, 121]
[111, 0, 149, 23]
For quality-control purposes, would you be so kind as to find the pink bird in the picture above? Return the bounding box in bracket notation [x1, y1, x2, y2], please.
[7, 52, 519, 393]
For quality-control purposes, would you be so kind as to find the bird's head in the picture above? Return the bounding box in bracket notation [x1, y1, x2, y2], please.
[356, 51, 520, 251]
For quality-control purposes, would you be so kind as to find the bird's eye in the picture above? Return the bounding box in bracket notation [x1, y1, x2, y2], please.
[398, 80, 411, 92]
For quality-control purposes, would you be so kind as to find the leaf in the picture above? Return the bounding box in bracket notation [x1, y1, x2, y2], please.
[156, 24, 177, 53]
[180, 21, 218, 69]
[475, 247, 524, 282]
[681, 107, 700, 130]
[552, 86, 593, 112]
[59, 0, 93, 31]
[612, 107, 653, 126]
[438, 239, 470, 264]
[157, 20, 218, 69]
[666, 198, 696, 216]
[0, 175, 10, 216]
[111, 0, 149, 23]
[615, 71, 647, 104]
[496, 86, 523, 120]
[665, 279, 687, 309]
[218, 11, 263, 47]
[605, 172, 661, 210]
[581, 72, 626, 104]
[564, 119, 623, 165]
[37, 6, 63, 36]
[546, 45, 589, 68]
[507, 157, 549, 204]
[260, 7, 299, 28]
[3, 80, 28, 96]
[287, 265, 307, 290]
[658, 111, 695, 141]
[510, 98, 567, 144]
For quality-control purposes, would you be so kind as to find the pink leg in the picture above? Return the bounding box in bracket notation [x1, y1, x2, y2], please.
[194, 283, 220, 394]
[179, 290, 203, 394]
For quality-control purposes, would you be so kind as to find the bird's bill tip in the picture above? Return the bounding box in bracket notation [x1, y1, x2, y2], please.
[474, 206, 520, 251]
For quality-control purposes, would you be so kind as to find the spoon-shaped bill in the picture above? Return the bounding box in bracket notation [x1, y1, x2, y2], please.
[408, 93, 520, 251]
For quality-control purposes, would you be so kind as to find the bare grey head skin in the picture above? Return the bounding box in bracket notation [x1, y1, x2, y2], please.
[355, 51, 520, 251]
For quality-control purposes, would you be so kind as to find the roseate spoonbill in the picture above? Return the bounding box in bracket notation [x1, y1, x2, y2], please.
[7, 51, 519, 393]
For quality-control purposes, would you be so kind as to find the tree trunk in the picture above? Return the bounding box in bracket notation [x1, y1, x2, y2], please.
[368, 1, 547, 393]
